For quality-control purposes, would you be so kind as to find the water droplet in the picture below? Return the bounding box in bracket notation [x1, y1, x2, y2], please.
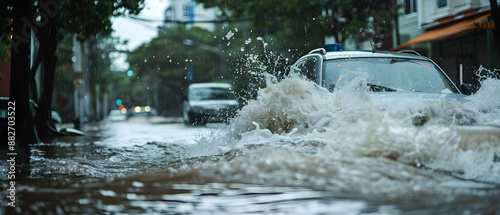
[132, 181, 144, 188]
[225, 31, 235, 40]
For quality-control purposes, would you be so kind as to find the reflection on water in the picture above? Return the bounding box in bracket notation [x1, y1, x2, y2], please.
[1, 76, 500, 214]
[2, 170, 499, 214]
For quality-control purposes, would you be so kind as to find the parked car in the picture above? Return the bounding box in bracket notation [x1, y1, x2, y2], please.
[107, 109, 127, 121]
[183, 83, 240, 125]
[290, 45, 471, 125]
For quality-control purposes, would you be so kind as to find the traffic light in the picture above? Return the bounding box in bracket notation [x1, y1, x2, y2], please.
[116, 99, 127, 114]
[127, 70, 133, 77]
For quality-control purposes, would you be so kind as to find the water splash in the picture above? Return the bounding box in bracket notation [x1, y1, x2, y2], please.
[199, 73, 500, 192]
[465, 78, 500, 126]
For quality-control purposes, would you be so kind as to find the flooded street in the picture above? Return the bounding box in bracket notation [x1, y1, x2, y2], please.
[4, 0, 500, 214]
[1, 77, 500, 214]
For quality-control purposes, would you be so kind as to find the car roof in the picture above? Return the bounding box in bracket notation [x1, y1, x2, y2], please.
[189, 82, 232, 89]
[317, 50, 430, 61]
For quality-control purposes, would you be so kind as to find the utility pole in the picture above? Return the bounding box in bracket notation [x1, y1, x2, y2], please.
[72, 37, 85, 129]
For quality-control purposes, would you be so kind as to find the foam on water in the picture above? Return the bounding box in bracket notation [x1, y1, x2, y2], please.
[187, 74, 500, 195]
[464, 78, 500, 126]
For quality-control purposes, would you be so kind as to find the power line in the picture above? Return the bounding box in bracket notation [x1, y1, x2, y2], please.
[125, 15, 253, 24]
[120, 16, 159, 30]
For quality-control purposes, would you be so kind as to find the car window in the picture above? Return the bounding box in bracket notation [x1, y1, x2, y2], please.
[324, 58, 458, 93]
[189, 87, 237, 101]
[292, 57, 318, 81]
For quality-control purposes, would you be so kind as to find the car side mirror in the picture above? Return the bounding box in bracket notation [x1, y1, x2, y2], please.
[459, 83, 472, 95]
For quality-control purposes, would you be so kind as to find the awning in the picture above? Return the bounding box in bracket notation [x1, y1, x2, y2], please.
[391, 13, 494, 50]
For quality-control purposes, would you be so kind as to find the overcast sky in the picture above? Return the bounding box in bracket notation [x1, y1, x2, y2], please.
[112, 0, 169, 50]
[110, 0, 169, 71]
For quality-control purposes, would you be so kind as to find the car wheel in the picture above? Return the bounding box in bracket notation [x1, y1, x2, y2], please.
[184, 112, 197, 125]
[198, 116, 207, 125]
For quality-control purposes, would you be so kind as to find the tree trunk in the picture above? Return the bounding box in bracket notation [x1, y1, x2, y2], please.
[9, 0, 33, 168]
[35, 10, 59, 139]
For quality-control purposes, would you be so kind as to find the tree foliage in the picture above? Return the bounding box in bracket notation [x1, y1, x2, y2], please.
[128, 26, 221, 86]
[4, 0, 146, 141]
[196, 0, 330, 56]
[127, 26, 222, 114]
[0, 2, 12, 62]
[195, 0, 399, 52]
[59, 0, 145, 40]
[51, 0, 146, 122]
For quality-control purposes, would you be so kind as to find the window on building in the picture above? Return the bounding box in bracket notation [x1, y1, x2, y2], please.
[405, 0, 417, 14]
[183, 4, 191, 17]
[437, 0, 448, 8]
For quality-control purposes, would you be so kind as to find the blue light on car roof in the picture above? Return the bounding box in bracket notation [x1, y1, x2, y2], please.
[324, 44, 344, 52]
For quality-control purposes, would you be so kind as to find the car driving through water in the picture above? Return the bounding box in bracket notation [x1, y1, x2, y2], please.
[183, 82, 240, 125]
[290, 45, 473, 125]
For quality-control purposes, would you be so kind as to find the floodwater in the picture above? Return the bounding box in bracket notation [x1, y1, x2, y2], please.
[2, 76, 500, 214]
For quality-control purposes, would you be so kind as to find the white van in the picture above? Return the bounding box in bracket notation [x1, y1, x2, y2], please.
[183, 83, 239, 125]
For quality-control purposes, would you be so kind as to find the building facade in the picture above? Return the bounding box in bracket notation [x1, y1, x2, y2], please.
[394, 0, 499, 88]
[164, 0, 219, 31]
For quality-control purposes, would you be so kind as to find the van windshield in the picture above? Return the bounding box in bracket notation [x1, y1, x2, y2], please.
[189, 87, 237, 101]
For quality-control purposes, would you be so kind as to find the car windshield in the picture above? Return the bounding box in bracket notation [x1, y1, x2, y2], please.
[323, 58, 459, 93]
[189, 87, 237, 101]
